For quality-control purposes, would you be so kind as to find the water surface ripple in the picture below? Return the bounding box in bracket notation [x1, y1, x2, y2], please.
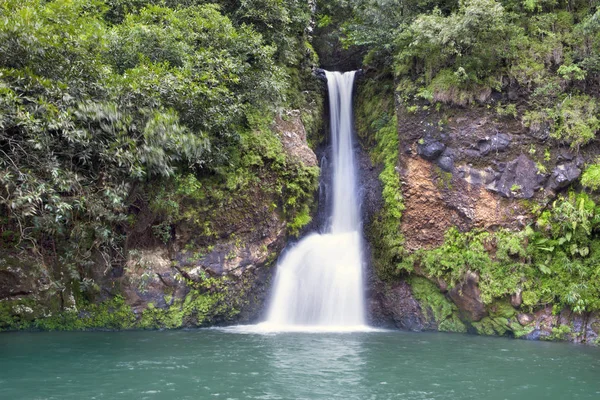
[1, 330, 599, 399]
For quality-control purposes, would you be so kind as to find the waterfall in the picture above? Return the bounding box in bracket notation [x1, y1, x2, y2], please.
[262, 71, 366, 330]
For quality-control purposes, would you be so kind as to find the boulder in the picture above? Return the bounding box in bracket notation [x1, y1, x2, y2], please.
[436, 148, 455, 172]
[448, 271, 487, 321]
[511, 289, 523, 307]
[517, 313, 533, 326]
[557, 149, 575, 162]
[375, 281, 427, 331]
[477, 133, 511, 156]
[274, 111, 318, 167]
[546, 161, 581, 192]
[437, 155, 454, 172]
[495, 155, 543, 198]
[418, 138, 445, 161]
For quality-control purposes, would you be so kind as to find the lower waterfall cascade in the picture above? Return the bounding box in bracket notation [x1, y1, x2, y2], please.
[260, 70, 368, 331]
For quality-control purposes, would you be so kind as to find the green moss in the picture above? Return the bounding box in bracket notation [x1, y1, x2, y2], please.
[471, 300, 517, 337]
[522, 291, 539, 307]
[513, 325, 535, 339]
[435, 168, 453, 190]
[550, 95, 599, 149]
[356, 77, 406, 279]
[409, 276, 467, 333]
[543, 325, 572, 341]
[581, 163, 600, 191]
[287, 205, 312, 236]
[472, 317, 512, 336]
[0, 295, 137, 332]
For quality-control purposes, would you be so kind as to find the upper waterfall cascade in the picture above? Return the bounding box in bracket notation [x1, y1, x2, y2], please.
[262, 71, 367, 330]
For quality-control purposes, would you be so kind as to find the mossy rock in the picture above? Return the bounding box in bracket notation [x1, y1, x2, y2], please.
[471, 299, 519, 336]
[409, 276, 467, 333]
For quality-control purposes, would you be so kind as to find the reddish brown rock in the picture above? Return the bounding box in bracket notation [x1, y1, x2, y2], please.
[517, 313, 533, 326]
[510, 289, 523, 307]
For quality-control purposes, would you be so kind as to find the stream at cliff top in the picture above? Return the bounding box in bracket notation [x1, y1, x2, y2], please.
[1, 330, 600, 400]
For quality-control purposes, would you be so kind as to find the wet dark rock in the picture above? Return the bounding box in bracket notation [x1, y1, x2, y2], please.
[525, 329, 548, 341]
[448, 271, 487, 322]
[586, 312, 600, 343]
[370, 281, 427, 331]
[462, 149, 481, 159]
[0, 270, 20, 299]
[484, 167, 497, 184]
[477, 133, 511, 156]
[437, 148, 455, 172]
[507, 85, 519, 101]
[418, 139, 445, 161]
[528, 121, 550, 141]
[559, 309, 588, 343]
[312, 67, 327, 81]
[557, 149, 575, 162]
[494, 161, 507, 172]
[546, 161, 581, 192]
[437, 156, 454, 172]
[495, 155, 541, 198]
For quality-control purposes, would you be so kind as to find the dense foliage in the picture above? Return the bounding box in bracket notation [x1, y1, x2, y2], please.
[320, 0, 600, 146]
[0, 0, 318, 297]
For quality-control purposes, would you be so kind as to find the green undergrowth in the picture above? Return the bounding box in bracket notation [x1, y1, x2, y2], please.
[543, 325, 573, 341]
[0, 273, 246, 331]
[582, 160, 600, 192]
[0, 0, 321, 330]
[471, 300, 518, 336]
[139, 286, 233, 329]
[405, 191, 600, 315]
[330, 0, 600, 149]
[0, 296, 136, 331]
[356, 77, 406, 279]
[147, 110, 319, 242]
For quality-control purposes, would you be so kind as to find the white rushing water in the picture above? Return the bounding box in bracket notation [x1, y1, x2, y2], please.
[258, 71, 367, 331]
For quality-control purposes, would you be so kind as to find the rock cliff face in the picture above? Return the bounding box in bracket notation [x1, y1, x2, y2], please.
[359, 75, 600, 345]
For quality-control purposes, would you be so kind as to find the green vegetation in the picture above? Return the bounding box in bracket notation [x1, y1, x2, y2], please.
[0, 295, 136, 331]
[0, 0, 320, 329]
[138, 274, 243, 329]
[405, 192, 600, 314]
[409, 276, 467, 332]
[3, 0, 600, 342]
[582, 161, 600, 191]
[356, 77, 406, 278]
[322, 0, 600, 145]
[471, 300, 517, 336]
[544, 324, 572, 341]
[0, 271, 248, 331]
